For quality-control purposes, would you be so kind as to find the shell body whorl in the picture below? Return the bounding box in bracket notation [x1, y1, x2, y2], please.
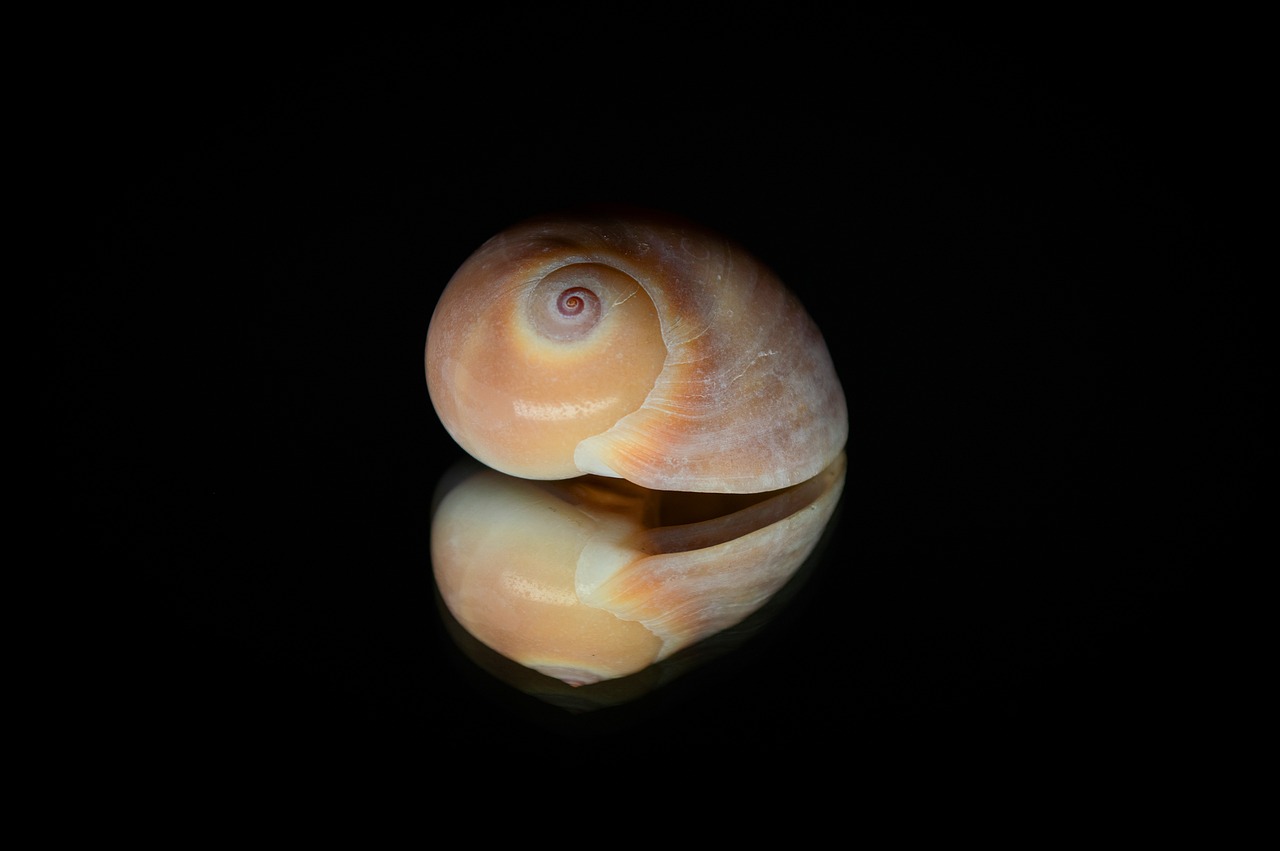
[425, 208, 847, 494]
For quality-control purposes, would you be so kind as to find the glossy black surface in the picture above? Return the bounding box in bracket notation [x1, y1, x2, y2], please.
[53, 14, 1254, 766]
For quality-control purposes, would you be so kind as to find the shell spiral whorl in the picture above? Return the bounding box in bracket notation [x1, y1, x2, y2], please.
[528, 264, 625, 342]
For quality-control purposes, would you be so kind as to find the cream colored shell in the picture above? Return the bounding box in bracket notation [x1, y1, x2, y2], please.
[425, 208, 847, 494]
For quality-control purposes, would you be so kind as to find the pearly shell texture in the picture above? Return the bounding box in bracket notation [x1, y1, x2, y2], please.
[425, 208, 847, 494]
[431, 451, 846, 686]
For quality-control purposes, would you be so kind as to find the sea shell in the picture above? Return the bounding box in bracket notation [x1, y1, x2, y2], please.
[424, 206, 847, 494]
[431, 451, 847, 687]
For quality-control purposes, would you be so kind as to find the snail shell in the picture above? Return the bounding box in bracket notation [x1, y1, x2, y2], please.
[431, 451, 847, 686]
[425, 207, 847, 494]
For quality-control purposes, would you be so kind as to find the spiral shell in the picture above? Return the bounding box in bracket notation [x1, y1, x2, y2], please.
[425, 207, 847, 494]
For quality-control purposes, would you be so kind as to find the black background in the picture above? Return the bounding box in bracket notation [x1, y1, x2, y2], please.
[49, 12, 1258, 769]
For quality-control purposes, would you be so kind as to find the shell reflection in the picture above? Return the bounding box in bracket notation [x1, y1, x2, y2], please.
[431, 451, 846, 688]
